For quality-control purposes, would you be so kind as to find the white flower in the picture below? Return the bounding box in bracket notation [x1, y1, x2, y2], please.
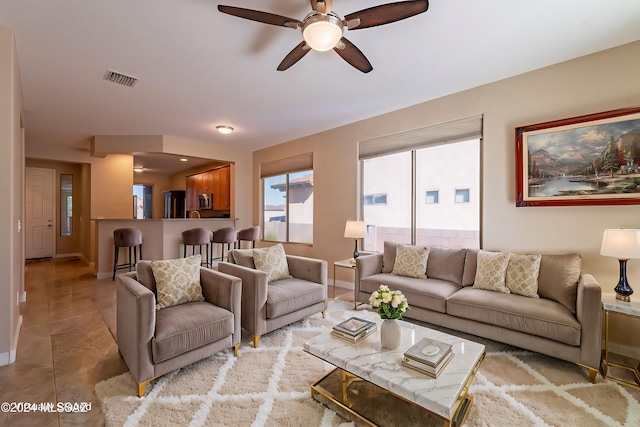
[382, 292, 392, 304]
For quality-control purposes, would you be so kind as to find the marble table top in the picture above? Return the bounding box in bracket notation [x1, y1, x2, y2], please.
[602, 292, 640, 317]
[304, 311, 485, 420]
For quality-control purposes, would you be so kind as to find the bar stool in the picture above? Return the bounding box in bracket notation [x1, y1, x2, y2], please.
[237, 226, 260, 249]
[211, 227, 238, 263]
[112, 228, 143, 280]
[182, 228, 213, 267]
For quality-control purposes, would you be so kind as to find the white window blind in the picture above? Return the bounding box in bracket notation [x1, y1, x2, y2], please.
[358, 115, 483, 160]
[259, 153, 313, 178]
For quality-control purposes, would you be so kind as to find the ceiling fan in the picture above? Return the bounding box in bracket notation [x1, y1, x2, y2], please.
[218, 0, 429, 73]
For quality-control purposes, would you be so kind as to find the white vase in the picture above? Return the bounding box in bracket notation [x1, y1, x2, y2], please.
[380, 319, 401, 349]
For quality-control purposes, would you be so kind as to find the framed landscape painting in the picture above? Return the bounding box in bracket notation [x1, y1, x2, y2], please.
[516, 106, 640, 207]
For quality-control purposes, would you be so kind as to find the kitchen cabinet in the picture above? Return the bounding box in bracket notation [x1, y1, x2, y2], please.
[185, 165, 231, 211]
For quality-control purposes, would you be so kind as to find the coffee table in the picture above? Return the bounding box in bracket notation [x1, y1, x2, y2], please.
[304, 312, 485, 427]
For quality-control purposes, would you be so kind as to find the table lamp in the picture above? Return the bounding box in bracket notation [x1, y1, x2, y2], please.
[344, 220, 367, 261]
[600, 228, 640, 301]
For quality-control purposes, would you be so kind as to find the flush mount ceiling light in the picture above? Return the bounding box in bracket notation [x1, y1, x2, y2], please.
[180, 158, 188, 162]
[218, 0, 429, 73]
[133, 167, 144, 173]
[216, 125, 234, 134]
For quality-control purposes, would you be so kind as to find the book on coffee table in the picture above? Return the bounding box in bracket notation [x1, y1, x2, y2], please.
[333, 317, 376, 337]
[331, 324, 378, 343]
[404, 337, 453, 367]
[401, 349, 454, 378]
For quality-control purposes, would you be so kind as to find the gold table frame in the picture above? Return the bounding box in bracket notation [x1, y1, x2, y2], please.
[310, 353, 484, 427]
[601, 309, 640, 390]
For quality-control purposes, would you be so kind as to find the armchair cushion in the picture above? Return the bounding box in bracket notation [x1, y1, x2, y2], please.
[152, 301, 234, 363]
[265, 278, 326, 319]
[253, 244, 292, 283]
[152, 255, 204, 309]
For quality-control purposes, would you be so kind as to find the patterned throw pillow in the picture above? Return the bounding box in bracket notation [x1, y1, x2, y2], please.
[391, 244, 429, 279]
[506, 253, 541, 298]
[253, 244, 292, 283]
[152, 255, 204, 310]
[473, 250, 510, 293]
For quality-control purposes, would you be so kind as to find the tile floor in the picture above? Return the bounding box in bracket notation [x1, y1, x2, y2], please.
[0, 257, 355, 427]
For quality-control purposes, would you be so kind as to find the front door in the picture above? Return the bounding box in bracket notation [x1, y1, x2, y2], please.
[25, 167, 55, 259]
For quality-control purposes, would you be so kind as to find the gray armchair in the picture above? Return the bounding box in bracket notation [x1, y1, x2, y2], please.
[116, 260, 241, 397]
[218, 249, 327, 348]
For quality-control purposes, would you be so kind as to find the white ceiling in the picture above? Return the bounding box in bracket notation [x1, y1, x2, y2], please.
[2, 0, 640, 170]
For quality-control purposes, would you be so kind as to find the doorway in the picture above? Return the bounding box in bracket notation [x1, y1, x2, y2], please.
[25, 167, 55, 259]
[133, 184, 153, 219]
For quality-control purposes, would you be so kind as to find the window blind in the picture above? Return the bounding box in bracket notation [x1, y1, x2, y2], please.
[358, 115, 483, 160]
[259, 153, 313, 178]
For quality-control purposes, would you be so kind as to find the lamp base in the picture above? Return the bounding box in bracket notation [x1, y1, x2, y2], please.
[616, 294, 631, 302]
[614, 259, 633, 302]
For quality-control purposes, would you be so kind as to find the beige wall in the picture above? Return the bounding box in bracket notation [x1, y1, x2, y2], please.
[0, 25, 24, 365]
[254, 41, 640, 354]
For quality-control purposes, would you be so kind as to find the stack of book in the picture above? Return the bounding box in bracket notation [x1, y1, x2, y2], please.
[331, 317, 377, 343]
[401, 337, 454, 378]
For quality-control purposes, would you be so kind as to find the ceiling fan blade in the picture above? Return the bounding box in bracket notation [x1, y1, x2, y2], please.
[344, 0, 429, 30]
[333, 38, 373, 73]
[218, 5, 300, 28]
[277, 41, 311, 71]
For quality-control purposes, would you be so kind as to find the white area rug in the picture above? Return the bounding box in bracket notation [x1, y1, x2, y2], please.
[96, 301, 640, 426]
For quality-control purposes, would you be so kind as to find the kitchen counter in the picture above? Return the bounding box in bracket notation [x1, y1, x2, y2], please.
[94, 218, 237, 279]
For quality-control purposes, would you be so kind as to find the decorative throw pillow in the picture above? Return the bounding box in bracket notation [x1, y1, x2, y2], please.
[505, 253, 541, 298]
[382, 241, 398, 273]
[537, 254, 582, 313]
[391, 244, 429, 279]
[152, 255, 204, 310]
[253, 244, 292, 283]
[473, 250, 510, 293]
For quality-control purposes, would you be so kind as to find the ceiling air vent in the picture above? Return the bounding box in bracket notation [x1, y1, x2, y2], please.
[103, 69, 139, 88]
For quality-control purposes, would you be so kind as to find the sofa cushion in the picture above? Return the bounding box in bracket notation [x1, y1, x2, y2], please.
[229, 249, 256, 268]
[473, 250, 510, 293]
[506, 253, 541, 298]
[446, 287, 581, 346]
[382, 241, 399, 273]
[152, 301, 234, 363]
[360, 274, 459, 314]
[392, 244, 429, 279]
[426, 247, 467, 285]
[266, 278, 325, 319]
[462, 249, 477, 286]
[253, 244, 292, 283]
[136, 260, 157, 294]
[152, 255, 204, 310]
[537, 254, 581, 314]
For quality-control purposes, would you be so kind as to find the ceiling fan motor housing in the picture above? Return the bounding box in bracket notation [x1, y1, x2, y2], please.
[301, 12, 344, 51]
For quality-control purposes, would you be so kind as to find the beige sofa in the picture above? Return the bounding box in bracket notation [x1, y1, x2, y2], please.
[355, 243, 602, 381]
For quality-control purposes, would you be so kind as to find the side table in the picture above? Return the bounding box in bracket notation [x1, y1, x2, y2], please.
[333, 258, 356, 305]
[601, 293, 640, 390]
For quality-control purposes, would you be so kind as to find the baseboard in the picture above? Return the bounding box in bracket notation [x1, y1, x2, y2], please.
[19, 291, 26, 303]
[97, 272, 112, 280]
[0, 315, 21, 366]
[605, 340, 640, 360]
[332, 280, 354, 290]
[55, 252, 90, 265]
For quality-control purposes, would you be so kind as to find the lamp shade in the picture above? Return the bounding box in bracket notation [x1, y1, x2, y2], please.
[344, 220, 367, 239]
[600, 229, 640, 259]
[301, 13, 343, 51]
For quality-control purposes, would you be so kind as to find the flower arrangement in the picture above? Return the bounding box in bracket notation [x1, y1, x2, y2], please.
[369, 285, 410, 320]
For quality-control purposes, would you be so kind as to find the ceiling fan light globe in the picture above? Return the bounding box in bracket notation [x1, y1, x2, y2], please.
[302, 13, 343, 51]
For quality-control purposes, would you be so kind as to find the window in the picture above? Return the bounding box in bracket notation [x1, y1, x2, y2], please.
[60, 174, 72, 236]
[261, 153, 314, 244]
[364, 193, 388, 205]
[455, 189, 470, 203]
[425, 191, 439, 204]
[359, 115, 482, 251]
[133, 184, 153, 219]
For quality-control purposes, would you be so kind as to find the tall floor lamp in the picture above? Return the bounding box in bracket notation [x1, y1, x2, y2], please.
[344, 220, 367, 262]
[600, 228, 640, 301]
